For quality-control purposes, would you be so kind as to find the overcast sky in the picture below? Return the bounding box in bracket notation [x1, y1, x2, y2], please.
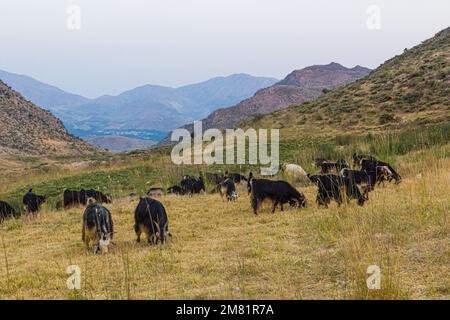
[0, 0, 448, 98]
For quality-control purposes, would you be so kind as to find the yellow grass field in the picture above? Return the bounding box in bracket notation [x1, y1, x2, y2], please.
[0, 155, 449, 300]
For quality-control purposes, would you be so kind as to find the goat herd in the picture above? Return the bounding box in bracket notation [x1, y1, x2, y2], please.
[0, 153, 401, 254]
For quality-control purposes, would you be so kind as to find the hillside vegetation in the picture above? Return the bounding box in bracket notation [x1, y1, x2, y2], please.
[245, 28, 449, 137]
[0, 80, 97, 157]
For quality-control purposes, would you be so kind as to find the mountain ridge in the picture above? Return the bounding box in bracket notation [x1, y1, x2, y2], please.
[0, 80, 97, 157]
[243, 27, 450, 137]
[158, 62, 371, 145]
[194, 62, 370, 130]
[0, 70, 278, 138]
[0, 69, 89, 110]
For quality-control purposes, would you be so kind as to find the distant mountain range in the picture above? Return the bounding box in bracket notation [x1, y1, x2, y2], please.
[159, 62, 371, 145]
[0, 63, 372, 152]
[0, 70, 90, 110]
[0, 70, 278, 150]
[0, 80, 96, 157]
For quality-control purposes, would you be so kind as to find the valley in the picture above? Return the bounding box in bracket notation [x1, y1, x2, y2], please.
[0, 70, 277, 150]
[0, 26, 448, 300]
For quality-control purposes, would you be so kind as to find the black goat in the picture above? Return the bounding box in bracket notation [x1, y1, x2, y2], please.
[361, 159, 402, 184]
[134, 197, 170, 245]
[248, 172, 306, 215]
[23, 189, 46, 215]
[219, 178, 238, 202]
[308, 174, 367, 207]
[180, 176, 205, 195]
[0, 200, 19, 223]
[320, 159, 349, 174]
[167, 185, 184, 195]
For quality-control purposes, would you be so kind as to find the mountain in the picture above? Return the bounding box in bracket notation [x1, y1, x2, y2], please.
[0, 71, 277, 141]
[243, 27, 450, 136]
[0, 69, 89, 111]
[63, 74, 277, 134]
[176, 73, 278, 118]
[0, 80, 97, 157]
[277, 63, 371, 87]
[63, 84, 188, 133]
[159, 63, 371, 144]
[199, 63, 371, 130]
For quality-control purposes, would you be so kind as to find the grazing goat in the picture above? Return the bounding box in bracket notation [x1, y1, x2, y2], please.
[167, 185, 184, 195]
[181, 176, 205, 195]
[308, 174, 367, 207]
[361, 159, 401, 184]
[82, 200, 114, 254]
[134, 197, 170, 245]
[219, 178, 238, 202]
[0, 200, 18, 223]
[63, 189, 86, 208]
[320, 159, 349, 174]
[83, 189, 111, 204]
[64, 189, 110, 209]
[341, 168, 374, 191]
[248, 172, 306, 215]
[23, 189, 46, 215]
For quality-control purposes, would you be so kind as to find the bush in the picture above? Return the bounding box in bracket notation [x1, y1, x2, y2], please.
[379, 113, 397, 124]
[313, 113, 323, 121]
[251, 113, 264, 122]
[403, 92, 422, 104]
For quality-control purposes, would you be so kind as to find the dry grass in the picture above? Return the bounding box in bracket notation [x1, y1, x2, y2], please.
[0, 156, 448, 300]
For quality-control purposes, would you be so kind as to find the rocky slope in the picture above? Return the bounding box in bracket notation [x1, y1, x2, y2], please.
[0, 80, 97, 156]
[244, 27, 450, 136]
[202, 63, 370, 129]
[159, 63, 370, 145]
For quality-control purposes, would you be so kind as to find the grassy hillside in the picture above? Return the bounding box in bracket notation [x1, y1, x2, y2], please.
[245, 28, 449, 137]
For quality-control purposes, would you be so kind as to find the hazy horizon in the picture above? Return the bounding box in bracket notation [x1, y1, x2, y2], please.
[1, 0, 449, 98]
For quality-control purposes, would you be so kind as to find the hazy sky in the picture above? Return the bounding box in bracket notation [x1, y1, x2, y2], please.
[0, 0, 448, 98]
